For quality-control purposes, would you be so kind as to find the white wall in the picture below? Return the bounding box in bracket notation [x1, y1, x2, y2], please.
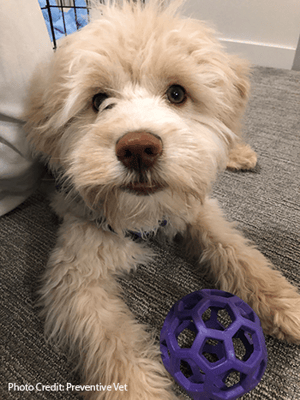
[181, 0, 300, 69]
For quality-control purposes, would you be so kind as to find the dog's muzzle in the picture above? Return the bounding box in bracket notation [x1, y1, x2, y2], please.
[116, 131, 164, 195]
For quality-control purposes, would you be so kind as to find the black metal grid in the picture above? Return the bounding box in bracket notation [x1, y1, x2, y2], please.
[40, 0, 93, 49]
[40, 0, 145, 50]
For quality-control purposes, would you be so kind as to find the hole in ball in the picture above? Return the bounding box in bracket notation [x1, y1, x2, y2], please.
[202, 306, 234, 331]
[232, 328, 254, 362]
[180, 360, 205, 384]
[224, 370, 241, 388]
[232, 337, 247, 361]
[180, 360, 193, 379]
[217, 307, 233, 329]
[202, 339, 225, 364]
[202, 307, 211, 323]
[203, 352, 219, 363]
[177, 327, 197, 349]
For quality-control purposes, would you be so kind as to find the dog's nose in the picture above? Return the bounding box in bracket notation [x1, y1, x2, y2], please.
[116, 132, 163, 171]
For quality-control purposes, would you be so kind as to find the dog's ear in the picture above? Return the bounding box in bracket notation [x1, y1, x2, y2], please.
[179, 17, 250, 135]
[230, 55, 250, 106]
[24, 62, 59, 163]
[226, 55, 251, 132]
[23, 50, 76, 165]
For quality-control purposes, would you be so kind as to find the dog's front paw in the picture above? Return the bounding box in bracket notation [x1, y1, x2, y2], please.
[263, 299, 300, 345]
[227, 142, 257, 170]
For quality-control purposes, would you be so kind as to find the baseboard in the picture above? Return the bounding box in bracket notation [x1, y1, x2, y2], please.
[219, 38, 296, 70]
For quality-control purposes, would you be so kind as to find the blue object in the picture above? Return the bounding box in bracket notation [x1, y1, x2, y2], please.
[39, 0, 88, 43]
[160, 290, 268, 400]
[129, 219, 167, 239]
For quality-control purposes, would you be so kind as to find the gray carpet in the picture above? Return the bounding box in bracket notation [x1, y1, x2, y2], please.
[1, 66, 300, 399]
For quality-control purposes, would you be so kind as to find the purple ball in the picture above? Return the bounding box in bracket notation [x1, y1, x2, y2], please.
[160, 290, 267, 400]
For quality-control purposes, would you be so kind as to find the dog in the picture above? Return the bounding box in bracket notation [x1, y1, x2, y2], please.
[24, 1, 300, 399]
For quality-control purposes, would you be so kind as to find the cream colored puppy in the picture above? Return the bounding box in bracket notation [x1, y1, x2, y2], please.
[25, 1, 300, 399]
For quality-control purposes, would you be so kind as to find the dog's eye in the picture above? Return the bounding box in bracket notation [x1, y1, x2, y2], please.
[92, 93, 109, 112]
[166, 85, 186, 105]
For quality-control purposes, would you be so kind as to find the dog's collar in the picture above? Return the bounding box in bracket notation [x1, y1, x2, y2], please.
[128, 219, 167, 239]
[95, 217, 167, 240]
[94, 217, 116, 234]
[53, 175, 167, 239]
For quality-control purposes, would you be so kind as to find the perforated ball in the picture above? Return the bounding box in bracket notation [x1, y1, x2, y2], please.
[160, 290, 267, 400]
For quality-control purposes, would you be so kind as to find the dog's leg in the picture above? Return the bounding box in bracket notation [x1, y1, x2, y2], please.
[227, 141, 257, 170]
[39, 218, 177, 400]
[184, 198, 300, 344]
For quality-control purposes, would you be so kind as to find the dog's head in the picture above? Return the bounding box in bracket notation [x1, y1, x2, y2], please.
[25, 0, 249, 229]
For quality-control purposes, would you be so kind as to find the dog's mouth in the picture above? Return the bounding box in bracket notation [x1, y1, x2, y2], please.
[121, 181, 165, 195]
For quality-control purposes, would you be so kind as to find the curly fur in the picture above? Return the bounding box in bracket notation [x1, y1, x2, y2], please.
[24, 1, 299, 399]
